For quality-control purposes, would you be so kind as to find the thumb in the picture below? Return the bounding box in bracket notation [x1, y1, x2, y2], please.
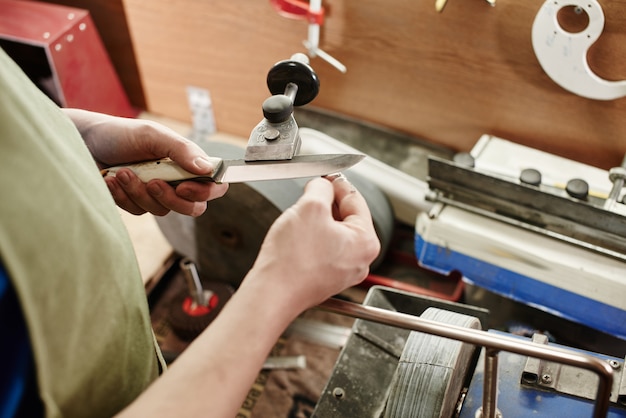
[168, 140, 217, 176]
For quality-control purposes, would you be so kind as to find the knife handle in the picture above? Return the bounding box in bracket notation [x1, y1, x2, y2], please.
[101, 157, 222, 184]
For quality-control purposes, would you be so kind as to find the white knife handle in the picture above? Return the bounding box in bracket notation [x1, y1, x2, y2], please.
[101, 157, 222, 183]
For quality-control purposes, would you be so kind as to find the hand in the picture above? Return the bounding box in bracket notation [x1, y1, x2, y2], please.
[63, 109, 228, 216]
[246, 175, 381, 314]
[115, 175, 379, 418]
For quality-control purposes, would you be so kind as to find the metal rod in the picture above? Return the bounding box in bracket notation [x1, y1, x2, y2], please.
[179, 257, 207, 307]
[482, 349, 499, 418]
[604, 171, 625, 211]
[606, 177, 623, 204]
[284, 82, 299, 104]
[318, 298, 614, 418]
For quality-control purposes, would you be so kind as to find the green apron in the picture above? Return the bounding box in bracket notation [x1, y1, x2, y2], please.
[0, 49, 161, 417]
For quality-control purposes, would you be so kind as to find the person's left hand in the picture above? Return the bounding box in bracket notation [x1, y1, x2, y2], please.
[63, 109, 228, 216]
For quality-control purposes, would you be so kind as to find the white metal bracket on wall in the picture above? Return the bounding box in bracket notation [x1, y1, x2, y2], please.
[532, 0, 626, 100]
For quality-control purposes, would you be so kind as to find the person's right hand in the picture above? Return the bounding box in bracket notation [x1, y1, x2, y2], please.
[244, 174, 381, 316]
[117, 175, 379, 418]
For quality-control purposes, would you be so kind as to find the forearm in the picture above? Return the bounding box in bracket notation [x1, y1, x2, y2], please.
[61, 108, 111, 143]
[115, 174, 379, 416]
[61, 108, 146, 167]
[117, 269, 301, 417]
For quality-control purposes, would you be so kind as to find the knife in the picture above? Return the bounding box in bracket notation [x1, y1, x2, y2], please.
[101, 154, 364, 184]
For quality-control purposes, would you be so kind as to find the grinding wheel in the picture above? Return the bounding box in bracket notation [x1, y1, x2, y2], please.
[384, 308, 481, 418]
[156, 141, 394, 288]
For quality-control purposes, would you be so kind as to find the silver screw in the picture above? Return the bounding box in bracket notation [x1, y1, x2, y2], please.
[264, 128, 280, 141]
[541, 374, 552, 384]
[332, 387, 345, 399]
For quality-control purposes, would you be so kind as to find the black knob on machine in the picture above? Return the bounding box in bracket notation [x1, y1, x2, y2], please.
[566, 178, 589, 200]
[266, 53, 320, 107]
[520, 168, 542, 186]
[245, 53, 320, 161]
[262, 94, 293, 124]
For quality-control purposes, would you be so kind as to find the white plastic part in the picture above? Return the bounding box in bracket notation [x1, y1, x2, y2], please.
[307, 0, 321, 52]
[532, 0, 626, 100]
[303, 0, 347, 73]
[303, 41, 347, 74]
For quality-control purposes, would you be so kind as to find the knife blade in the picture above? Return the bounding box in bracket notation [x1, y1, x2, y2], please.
[101, 154, 364, 184]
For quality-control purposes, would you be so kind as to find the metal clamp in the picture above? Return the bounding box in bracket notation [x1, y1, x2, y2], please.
[522, 333, 626, 407]
[244, 53, 318, 162]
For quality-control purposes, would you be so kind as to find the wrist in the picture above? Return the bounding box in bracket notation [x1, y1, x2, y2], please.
[238, 265, 305, 326]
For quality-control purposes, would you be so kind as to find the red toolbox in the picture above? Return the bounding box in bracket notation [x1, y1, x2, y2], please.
[0, 0, 136, 117]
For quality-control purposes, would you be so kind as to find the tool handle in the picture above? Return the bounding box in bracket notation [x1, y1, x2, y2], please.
[101, 157, 222, 184]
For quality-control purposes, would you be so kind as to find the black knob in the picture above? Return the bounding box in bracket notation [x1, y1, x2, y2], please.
[267, 59, 320, 106]
[566, 178, 589, 200]
[520, 168, 542, 186]
[262, 95, 293, 123]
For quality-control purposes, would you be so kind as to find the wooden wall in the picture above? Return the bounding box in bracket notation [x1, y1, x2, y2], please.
[52, 0, 626, 169]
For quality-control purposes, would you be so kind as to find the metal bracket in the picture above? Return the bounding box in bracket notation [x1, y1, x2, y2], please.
[521, 333, 626, 406]
[532, 0, 626, 100]
[244, 114, 301, 161]
[426, 155, 626, 261]
[244, 53, 318, 161]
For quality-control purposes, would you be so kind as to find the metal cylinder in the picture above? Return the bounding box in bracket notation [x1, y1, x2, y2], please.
[481, 349, 500, 418]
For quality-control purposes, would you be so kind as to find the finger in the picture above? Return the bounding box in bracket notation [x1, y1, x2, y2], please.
[146, 180, 211, 217]
[163, 138, 218, 176]
[114, 168, 170, 216]
[175, 181, 229, 203]
[123, 121, 217, 176]
[104, 176, 147, 215]
[330, 176, 372, 225]
[323, 174, 344, 219]
[300, 177, 335, 209]
[330, 178, 381, 260]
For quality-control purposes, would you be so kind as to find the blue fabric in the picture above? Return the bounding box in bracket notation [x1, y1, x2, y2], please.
[0, 263, 38, 418]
